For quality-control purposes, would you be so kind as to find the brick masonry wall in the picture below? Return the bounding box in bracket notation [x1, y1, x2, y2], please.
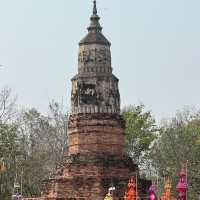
[68, 113, 125, 156]
[38, 153, 150, 200]
[23, 114, 151, 200]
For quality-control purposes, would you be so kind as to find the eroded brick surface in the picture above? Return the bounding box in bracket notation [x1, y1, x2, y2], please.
[68, 114, 125, 156]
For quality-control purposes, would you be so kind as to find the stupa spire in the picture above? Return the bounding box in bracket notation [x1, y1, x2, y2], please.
[79, 0, 110, 45]
[88, 0, 102, 32]
[93, 0, 97, 15]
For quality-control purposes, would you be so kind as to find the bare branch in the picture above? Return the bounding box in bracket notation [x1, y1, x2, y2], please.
[0, 87, 17, 123]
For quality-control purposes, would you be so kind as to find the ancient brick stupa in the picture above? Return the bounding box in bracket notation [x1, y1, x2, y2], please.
[24, 1, 150, 200]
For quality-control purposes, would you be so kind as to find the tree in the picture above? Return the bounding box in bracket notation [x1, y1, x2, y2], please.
[0, 87, 18, 200]
[0, 87, 68, 198]
[48, 100, 68, 160]
[122, 105, 157, 169]
[0, 87, 16, 123]
[17, 101, 67, 197]
[0, 124, 19, 200]
[150, 108, 200, 199]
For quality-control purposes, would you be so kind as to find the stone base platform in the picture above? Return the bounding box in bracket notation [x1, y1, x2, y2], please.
[23, 153, 151, 200]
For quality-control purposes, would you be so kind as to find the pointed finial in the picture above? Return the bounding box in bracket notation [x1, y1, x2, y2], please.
[93, 0, 97, 15]
[87, 0, 102, 32]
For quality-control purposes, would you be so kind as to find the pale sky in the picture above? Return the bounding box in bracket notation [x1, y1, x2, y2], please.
[0, 0, 200, 122]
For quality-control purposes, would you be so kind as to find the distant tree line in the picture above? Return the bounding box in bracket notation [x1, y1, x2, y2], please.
[0, 87, 67, 199]
[0, 87, 200, 199]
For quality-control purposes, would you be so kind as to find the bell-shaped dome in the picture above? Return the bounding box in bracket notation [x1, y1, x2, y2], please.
[79, 0, 111, 46]
[79, 31, 110, 46]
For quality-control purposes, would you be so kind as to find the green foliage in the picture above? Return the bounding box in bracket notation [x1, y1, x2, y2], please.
[151, 109, 200, 199]
[0, 89, 67, 199]
[0, 123, 19, 200]
[122, 105, 157, 166]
